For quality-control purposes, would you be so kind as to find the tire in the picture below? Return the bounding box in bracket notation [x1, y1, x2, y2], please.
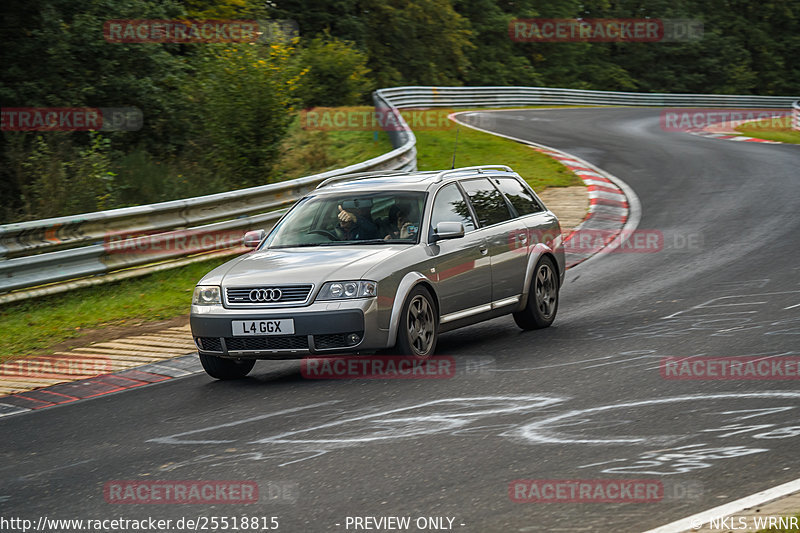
[514, 255, 559, 330]
[199, 353, 255, 380]
[394, 285, 438, 357]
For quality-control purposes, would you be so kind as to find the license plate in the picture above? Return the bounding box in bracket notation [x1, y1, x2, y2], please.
[232, 319, 295, 336]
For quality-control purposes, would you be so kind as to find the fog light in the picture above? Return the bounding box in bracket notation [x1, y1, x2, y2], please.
[346, 333, 361, 346]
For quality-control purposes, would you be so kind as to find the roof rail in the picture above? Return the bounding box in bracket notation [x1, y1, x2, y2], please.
[434, 165, 513, 182]
[316, 169, 415, 189]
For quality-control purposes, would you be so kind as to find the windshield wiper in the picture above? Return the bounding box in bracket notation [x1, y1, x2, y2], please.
[272, 239, 408, 248]
[328, 239, 397, 245]
[270, 243, 327, 249]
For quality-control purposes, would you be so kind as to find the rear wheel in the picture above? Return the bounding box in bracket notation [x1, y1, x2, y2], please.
[199, 353, 255, 380]
[395, 285, 438, 357]
[514, 256, 559, 330]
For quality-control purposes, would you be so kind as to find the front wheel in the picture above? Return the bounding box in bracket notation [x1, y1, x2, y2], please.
[514, 256, 559, 330]
[199, 353, 255, 380]
[395, 285, 438, 357]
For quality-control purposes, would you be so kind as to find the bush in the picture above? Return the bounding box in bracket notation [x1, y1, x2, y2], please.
[183, 43, 305, 189]
[296, 34, 373, 107]
[2, 132, 116, 221]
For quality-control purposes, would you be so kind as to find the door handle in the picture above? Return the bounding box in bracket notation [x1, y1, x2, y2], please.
[518, 234, 527, 243]
[479, 247, 488, 256]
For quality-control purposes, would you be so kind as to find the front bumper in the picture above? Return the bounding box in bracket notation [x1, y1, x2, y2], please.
[190, 298, 388, 358]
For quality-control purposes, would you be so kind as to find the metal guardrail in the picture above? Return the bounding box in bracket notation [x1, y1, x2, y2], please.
[2, 86, 797, 298]
[793, 101, 800, 131]
[376, 86, 798, 109]
[0, 93, 414, 295]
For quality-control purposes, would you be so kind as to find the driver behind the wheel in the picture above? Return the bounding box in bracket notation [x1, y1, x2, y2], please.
[335, 199, 379, 240]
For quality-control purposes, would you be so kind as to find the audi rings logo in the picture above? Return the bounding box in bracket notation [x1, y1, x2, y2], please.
[249, 288, 283, 302]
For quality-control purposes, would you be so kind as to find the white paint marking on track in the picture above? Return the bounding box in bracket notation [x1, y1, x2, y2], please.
[589, 190, 628, 201]
[516, 392, 800, 446]
[250, 396, 561, 445]
[148, 402, 337, 444]
[663, 290, 800, 319]
[640, 477, 800, 533]
[0, 403, 31, 418]
[582, 178, 614, 187]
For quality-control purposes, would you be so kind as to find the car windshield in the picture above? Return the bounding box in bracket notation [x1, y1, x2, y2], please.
[264, 191, 426, 248]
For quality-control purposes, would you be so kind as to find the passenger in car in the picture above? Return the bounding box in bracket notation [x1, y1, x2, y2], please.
[382, 203, 417, 240]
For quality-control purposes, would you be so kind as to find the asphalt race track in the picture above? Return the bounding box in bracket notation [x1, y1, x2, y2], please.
[2, 108, 799, 532]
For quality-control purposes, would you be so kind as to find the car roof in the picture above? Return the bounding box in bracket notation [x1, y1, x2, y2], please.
[315, 166, 518, 193]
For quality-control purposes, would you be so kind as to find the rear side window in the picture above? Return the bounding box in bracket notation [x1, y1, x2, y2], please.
[460, 178, 514, 227]
[493, 177, 543, 216]
[430, 183, 476, 232]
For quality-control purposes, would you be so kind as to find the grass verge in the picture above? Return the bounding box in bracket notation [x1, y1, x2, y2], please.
[735, 118, 800, 144]
[415, 117, 581, 190]
[0, 256, 231, 363]
[273, 107, 394, 178]
[1, 107, 582, 360]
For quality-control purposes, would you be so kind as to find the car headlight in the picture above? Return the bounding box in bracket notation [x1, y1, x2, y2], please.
[317, 281, 377, 300]
[193, 285, 221, 305]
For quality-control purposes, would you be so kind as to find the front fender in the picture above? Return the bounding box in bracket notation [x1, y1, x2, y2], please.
[386, 271, 434, 348]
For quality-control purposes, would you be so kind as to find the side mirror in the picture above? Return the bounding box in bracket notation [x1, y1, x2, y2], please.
[242, 229, 266, 248]
[431, 221, 465, 242]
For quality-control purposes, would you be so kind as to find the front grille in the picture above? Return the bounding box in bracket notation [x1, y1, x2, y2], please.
[226, 285, 313, 305]
[196, 337, 223, 352]
[224, 335, 309, 351]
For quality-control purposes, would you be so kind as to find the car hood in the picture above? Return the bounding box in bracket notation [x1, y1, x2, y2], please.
[203, 246, 405, 287]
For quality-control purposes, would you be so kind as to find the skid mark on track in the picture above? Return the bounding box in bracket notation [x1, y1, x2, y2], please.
[513, 392, 800, 446]
[148, 393, 800, 472]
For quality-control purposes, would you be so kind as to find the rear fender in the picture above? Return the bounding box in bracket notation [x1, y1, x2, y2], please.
[517, 242, 559, 312]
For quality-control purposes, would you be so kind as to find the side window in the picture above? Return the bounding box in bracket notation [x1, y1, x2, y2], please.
[430, 184, 476, 233]
[460, 178, 514, 227]
[493, 177, 543, 216]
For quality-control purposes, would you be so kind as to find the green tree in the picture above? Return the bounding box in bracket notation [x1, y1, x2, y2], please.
[453, 0, 541, 86]
[182, 0, 254, 19]
[0, 0, 191, 220]
[296, 33, 373, 106]
[184, 42, 305, 188]
[268, 0, 474, 86]
[360, 0, 473, 86]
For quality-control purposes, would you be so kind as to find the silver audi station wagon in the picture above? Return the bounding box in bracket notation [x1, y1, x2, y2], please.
[191, 166, 565, 379]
